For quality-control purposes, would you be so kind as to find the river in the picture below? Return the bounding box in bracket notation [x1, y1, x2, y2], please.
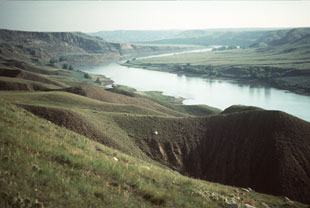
[84, 49, 310, 122]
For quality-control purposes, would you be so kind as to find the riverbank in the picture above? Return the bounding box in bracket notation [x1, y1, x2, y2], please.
[122, 47, 310, 96]
[123, 61, 310, 96]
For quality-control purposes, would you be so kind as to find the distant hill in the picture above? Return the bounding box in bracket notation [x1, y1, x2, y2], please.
[90, 28, 310, 48]
[251, 28, 310, 47]
[0, 29, 187, 66]
[140, 29, 273, 48]
[90, 30, 182, 43]
[0, 29, 120, 53]
[90, 29, 280, 47]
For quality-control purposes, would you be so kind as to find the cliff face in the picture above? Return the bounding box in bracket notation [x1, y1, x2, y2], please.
[0, 29, 122, 62]
[0, 30, 116, 52]
[0, 29, 185, 65]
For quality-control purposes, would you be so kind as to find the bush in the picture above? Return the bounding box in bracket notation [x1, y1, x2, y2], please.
[62, 64, 68, 69]
[84, 73, 91, 79]
[49, 58, 58, 64]
[95, 77, 101, 84]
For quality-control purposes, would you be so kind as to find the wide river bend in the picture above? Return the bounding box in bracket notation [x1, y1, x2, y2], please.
[84, 49, 310, 122]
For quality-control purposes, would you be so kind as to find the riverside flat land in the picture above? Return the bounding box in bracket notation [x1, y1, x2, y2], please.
[128, 47, 310, 69]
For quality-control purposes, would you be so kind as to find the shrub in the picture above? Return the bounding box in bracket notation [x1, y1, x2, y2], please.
[49, 58, 58, 64]
[59, 57, 65, 62]
[62, 64, 68, 69]
[84, 73, 91, 79]
[95, 77, 101, 84]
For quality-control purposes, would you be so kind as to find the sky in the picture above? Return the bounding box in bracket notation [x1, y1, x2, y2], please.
[0, 1, 309, 32]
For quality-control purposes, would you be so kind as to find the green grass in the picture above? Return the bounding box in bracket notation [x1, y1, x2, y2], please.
[0, 91, 168, 116]
[1, 99, 306, 208]
[111, 85, 221, 116]
[137, 91, 184, 105]
[107, 85, 220, 117]
[0, 90, 177, 160]
[0, 76, 62, 90]
[168, 104, 222, 116]
[112, 85, 184, 105]
[127, 47, 310, 70]
[133, 43, 203, 48]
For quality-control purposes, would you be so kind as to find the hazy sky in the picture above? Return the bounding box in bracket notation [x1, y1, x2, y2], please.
[0, 1, 309, 32]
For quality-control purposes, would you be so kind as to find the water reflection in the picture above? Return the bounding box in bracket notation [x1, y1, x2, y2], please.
[85, 63, 310, 121]
[264, 88, 271, 100]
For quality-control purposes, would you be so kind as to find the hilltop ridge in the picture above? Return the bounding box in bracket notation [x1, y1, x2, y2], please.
[0, 29, 189, 67]
[90, 28, 274, 47]
[252, 28, 310, 47]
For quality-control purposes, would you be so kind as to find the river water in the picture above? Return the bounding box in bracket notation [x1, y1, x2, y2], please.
[84, 49, 310, 122]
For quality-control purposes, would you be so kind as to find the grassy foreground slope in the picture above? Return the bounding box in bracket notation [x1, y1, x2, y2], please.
[0, 100, 219, 208]
[2, 100, 307, 208]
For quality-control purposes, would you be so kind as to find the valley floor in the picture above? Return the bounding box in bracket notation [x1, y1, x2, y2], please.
[123, 47, 310, 95]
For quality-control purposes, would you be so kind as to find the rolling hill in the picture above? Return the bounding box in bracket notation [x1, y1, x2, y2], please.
[2, 99, 309, 207]
[90, 30, 182, 43]
[252, 28, 310, 47]
[90, 29, 276, 48]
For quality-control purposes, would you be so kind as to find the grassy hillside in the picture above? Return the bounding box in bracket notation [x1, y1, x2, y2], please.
[0, 57, 220, 160]
[0, 100, 227, 208]
[1, 99, 308, 208]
